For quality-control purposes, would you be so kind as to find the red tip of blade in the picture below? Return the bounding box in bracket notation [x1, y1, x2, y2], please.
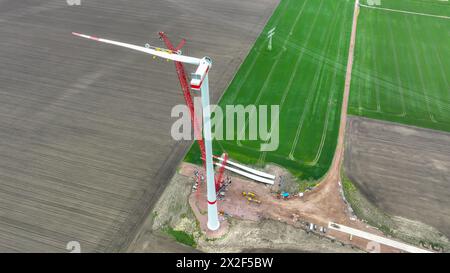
[72, 32, 100, 41]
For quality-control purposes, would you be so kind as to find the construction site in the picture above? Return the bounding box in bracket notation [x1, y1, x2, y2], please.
[1, 0, 449, 254]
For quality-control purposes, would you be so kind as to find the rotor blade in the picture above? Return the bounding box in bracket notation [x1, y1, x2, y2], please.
[214, 155, 275, 180]
[72, 32, 201, 65]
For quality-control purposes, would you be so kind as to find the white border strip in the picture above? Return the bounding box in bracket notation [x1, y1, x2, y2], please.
[328, 222, 433, 253]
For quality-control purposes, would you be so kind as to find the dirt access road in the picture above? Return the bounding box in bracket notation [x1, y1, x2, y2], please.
[316, 0, 359, 196]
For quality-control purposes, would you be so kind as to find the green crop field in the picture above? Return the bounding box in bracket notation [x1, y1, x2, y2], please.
[349, 0, 450, 132]
[185, 0, 354, 180]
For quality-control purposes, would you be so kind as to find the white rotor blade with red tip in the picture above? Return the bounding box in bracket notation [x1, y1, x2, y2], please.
[72, 32, 201, 65]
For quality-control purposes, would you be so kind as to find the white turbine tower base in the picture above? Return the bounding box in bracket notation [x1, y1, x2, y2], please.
[190, 57, 219, 231]
[199, 72, 220, 231]
[72, 32, 220, 231]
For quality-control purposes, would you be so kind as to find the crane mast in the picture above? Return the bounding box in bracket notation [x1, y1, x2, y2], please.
[158, 32, 227, 194]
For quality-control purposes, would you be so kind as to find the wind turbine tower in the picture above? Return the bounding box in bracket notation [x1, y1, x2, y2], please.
[72, 32, 220, 231]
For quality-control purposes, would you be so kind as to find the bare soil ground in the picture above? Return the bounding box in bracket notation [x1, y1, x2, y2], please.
[128, 169, 201, 253]
[344, 116, 450, 249]
[197, 219, 361, 253]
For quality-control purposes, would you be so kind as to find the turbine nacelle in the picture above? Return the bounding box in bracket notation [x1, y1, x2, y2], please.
[190, 57, 212, 91]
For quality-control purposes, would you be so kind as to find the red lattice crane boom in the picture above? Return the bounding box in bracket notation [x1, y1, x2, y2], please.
[158, 32, 206, 167]
[159, 32, 227, 193]
[215, 153, 228, 191]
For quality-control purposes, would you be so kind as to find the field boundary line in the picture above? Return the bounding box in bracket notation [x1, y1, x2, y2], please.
[359, 3, 450, 20]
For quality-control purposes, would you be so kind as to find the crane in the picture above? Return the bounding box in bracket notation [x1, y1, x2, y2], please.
[158, 32, 205, 167]
[72, 32, 220, 231]
[158, 32, 227, 195]
[157, 32, 207, 198]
